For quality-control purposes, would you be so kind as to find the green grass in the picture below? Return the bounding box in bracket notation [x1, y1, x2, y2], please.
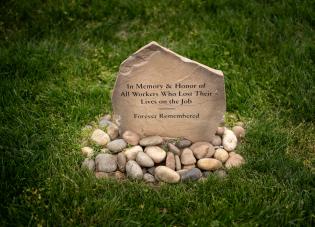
[0, 0, 314, 225]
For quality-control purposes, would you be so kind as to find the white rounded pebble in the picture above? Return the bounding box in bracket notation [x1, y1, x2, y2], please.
[222, 128, 237, 151]
[144, 146, 166, 163]
[124, 145, 143, 160]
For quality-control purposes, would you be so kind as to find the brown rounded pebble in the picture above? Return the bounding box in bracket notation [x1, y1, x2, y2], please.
[214, 148, 229, 163]
[225, 153, 245, 169]
[232, 126, 246, 140]
[211, 135, 222, 146]
[204, 145, 216, 158]
[180, 148, 196, 165]
[175, 155, 181, 171]
[216, 127, 225, 136]
[183, 164, 196, 170]
[190, 142, 212, 159]
[197, 158, 222, 171]
[166, 152, 176, 170]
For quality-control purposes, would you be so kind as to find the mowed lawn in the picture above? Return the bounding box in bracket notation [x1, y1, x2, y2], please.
[0, 0, 314, 226]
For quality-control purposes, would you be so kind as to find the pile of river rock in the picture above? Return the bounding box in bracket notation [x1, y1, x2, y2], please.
[81, 114, 246, 183]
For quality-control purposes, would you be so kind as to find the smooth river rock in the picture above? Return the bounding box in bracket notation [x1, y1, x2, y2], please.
[211, 135, 222, 146]
[95, 153, 117, 172]
[180, 168, 202, 182]
[190, 142, 212, 159]
[176, 139, 192, 148]
[91, 129, 110, 146]
[197, 158, 222, 171]
[180, 148, 196, 165]
[143, 173, 156, 183]
[117, 152, 127, 172]
[222, 129, 237, 151]
[167, 143, 181, 155]
[122, 130, 140, 145]
[232, 126, 245, 140]
[154, 166, 180, 183]
[126, 160, 143, 180]
[214, 148, 229, 163]
[144, 146, 166, 163]
[136, 151, 154, 167]
[165, 152, 175, 170]
[139, 136, 163, 146]
[124, 145, 143, 160]
[106, 139, 127, 153]
[175, 154, 181, 171]
[81, 158, 95, 171]
[225, 153, 245, 169]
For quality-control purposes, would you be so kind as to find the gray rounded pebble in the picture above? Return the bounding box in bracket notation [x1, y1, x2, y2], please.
[176, 139, 192, 148]
[136, 151, 154, 167]
[180, 168, 202, 182]
[143, 173, 156, 183]
[117, 152, 126, 172]
[167, 143, 181, 155]
[107, 139, 127, 153]
[81, 158, 95, 171]
[95, 154, 117, 172]
[126, 160, 143, 180]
